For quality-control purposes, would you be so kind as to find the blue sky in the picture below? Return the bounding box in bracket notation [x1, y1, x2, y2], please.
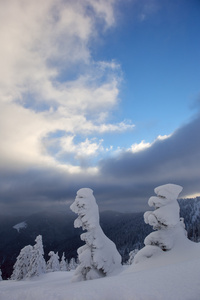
[92, 0, 200, 149]
[0, 0, 200, 215]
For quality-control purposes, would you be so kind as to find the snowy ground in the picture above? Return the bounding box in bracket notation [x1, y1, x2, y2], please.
[1, 245, 200, 300]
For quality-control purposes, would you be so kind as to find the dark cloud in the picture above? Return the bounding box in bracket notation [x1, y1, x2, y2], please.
[99, 112, 200, 200]
[0, 113, 200, 216]
[0, 168, 96, 216]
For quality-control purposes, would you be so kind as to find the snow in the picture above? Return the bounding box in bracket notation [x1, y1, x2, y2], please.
[133, 183, 189, 269]
[70, 188, 122, 281]
[1, 247, 200, 300]
[11, 245, 33, 280]
[146, 183, 183, 229]
[2, 184, 200, 299]
[13, 221, 27, 232]
[154, 183, 183, 201]
[70, 188, 100, 230]
[26, 235, 46, 277]
[47, 251, 60, 272]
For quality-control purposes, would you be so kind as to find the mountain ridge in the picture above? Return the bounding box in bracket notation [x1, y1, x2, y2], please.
[0, 197, 200, 279]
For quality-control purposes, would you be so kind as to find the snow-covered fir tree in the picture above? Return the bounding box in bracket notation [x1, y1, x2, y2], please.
[70, 188, 122, 281]
[134, 183, 186, 264]
[11, 245, 33, 280]
[27, 235, 46, 277]
[47, 251, 60, 272]
[127, 249, 139, 265]
[69, 257, 77, 270]
[60, 253, 67, 271]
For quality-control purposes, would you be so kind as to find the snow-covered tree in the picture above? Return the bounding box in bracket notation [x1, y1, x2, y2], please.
[69, 257, 77, 270]
[134, 183, 186, 264]
[60, 252, 67, 271]
[47, 251, 60, 272]
[0, 268, 2, 281]
[11, 245, 33, 280]
[66, 258, 69, 271]
[70, 188, 122, 281]
[27, 235, 46, 277]
[127, 249, 139, 265]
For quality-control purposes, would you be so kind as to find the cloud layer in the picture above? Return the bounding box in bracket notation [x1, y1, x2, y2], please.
[1, 112, 200, 215]
[0, 0, 200, 216]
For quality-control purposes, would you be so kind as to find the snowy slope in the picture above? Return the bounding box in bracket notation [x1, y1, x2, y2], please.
[1, 242, 200, 300]
[2, 185, 200, 299]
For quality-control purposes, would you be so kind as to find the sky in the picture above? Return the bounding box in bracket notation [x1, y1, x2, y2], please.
[0, 0, 200, 216]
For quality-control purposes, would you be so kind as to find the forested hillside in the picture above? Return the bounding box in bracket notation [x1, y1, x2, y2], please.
[0, 197, 200, 279]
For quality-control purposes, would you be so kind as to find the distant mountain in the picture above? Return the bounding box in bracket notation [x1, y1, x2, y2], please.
[99, 211, 152, 259]
[0, 208, 82, 279]
[0, 197, 200, 279]
[0, 208, 151, 279]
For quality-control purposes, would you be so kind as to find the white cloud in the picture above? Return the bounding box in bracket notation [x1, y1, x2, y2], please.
[87, 0, 116, 28]
[58, 136, 104, 158]
[128, 134, 171, 153]
[0, 102, 55, 169]
[0, 0, 118, 105]
[156, 134, 172, 141]
[0, 0, 135, 173]
[130, 140, 151, 153]
[97, 121, 135, 133]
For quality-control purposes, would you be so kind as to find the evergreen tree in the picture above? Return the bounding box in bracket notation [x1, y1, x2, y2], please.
[69, 258, 77, 270]
[134, 184, 185, 264]
[70, 188, 122, 281]
[11, 245, 33, 280]
[27, 235, 46, 277]
[66, 258, 69, 271]
[47, 251, 60, 272]
[60, 252, 67, 271]
[127, 249, 139, 265]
